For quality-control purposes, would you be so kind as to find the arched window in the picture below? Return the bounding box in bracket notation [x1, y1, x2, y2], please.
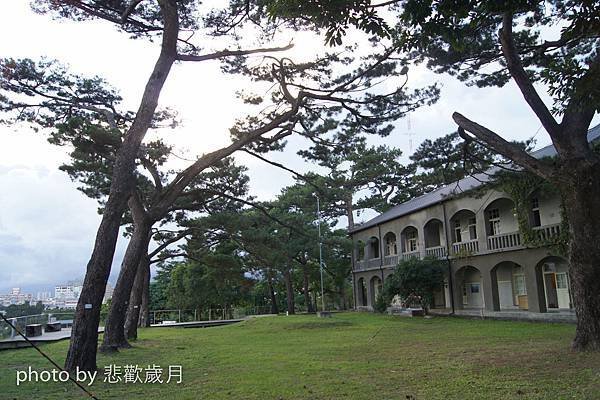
[424, 219, 443, 248]
[356, 240, 365, 261]
[450, 210, 477, 243]
[401, 227, 419, 253]
[383, 232, 397, 256]
[484, 197, 517, 236]
[368, 236, 380, 259]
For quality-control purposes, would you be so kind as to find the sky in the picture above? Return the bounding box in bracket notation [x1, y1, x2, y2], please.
[0, 2, 597, 294]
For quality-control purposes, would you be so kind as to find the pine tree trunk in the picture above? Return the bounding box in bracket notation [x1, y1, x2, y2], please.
[100, 220, 152, 352]
[561, 164, 600, 351]
[340, 286, 347, 310]
[124, 254, 149, 340]
[267, 270, 279, 314]
[64, 203, 126, 371]
[139, 261, 151, 327]
[124, 263, 143, 341]
[302, 263, 314, 313]
[345, 195, 355, 230]
[64, 3, 178, 372]
[283, 267, 295, 315]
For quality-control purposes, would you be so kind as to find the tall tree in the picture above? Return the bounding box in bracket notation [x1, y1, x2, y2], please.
[101, 158, 250, 351]
[298, 135, 417, 229]
[2, 1, 438, 369]
[268, 0, 600, 350]
[409, 131, 498, 194]
[166, 241, 250, 314]
[0, 0, 294, 371]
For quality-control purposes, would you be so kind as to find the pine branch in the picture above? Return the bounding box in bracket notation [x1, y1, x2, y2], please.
[499, 13, 559, 137]
[453, 113, 555, 180]
[177, 43, 293, 62]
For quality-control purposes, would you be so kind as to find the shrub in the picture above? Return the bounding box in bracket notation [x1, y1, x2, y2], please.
[373, 294, 388, 313]
[383, 257, 445, 312]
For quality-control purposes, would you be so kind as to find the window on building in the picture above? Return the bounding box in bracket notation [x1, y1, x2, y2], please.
[384, 233, 397, 256]
[513, 275, 526, 296]
[406, 230, 418, 252]
[369, 237, 380, 259]
[468, 217, 477, 240]
[357, 241, 365, 261]
[531, 197, 541, 227]
[488, 208, 501, 235]
[454, 221, 462, 243]
[470, 283, 480, 294]
[556, 273, 568, 289]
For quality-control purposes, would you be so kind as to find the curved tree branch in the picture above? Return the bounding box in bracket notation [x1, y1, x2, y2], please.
[453, 112, 555, 181]
[499, 13, 560, 137]
[177, 43, 293, 62]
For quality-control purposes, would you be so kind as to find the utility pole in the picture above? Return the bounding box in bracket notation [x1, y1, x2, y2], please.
[313, 193, 326, 312]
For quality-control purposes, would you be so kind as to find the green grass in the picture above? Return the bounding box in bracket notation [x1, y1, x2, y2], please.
[1, 313, 599, 399]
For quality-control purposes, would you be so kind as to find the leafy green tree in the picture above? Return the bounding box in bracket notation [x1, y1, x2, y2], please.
[299, 135, 417, 229]
[163, 222, 256, 315]
[236, 205, 306, 315]
[1, 302, 45, 318]
[409, 131, 497, 194]
[149, 262, 175, 311]
[319, 229, 353, 310]
[268, 0, 600, 351]
[383, 257, 445, 313]
[102, 157, 251, 351]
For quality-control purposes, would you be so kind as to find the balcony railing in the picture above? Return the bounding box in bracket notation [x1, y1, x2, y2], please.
[451, 239, 479, 256]
[487, 231, 522, 251]
[402, 251, 420, 261]
[354, 258, 384, 271]
[425, 246, 447, 259]
[532, 223, 561, 241]
[383, 254, 399, 267]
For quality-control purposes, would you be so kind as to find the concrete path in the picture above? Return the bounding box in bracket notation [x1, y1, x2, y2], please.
[1, 318, 244, 350]
[0, 327, 104, 350]
[429, 308, 576, 323]
[150, 318, 244, 329]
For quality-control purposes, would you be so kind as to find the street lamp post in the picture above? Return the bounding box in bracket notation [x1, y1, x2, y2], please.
[314, 193, 325, 312]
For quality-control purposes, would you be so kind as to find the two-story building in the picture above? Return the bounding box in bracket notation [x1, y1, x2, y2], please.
[350, 124, 600, 320]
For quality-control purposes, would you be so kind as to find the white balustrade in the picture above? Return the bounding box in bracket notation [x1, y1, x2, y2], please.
[487, 231, 522, 251]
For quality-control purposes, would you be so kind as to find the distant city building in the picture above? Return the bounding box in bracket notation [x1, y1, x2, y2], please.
[0, 279, 108, 309]
[53, 281, 84, 309]
[0, 287, 33, 306]
[36, 291, 52, 301]
[103, 283, 114, 304]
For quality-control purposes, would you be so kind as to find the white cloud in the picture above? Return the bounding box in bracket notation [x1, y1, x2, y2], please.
[0, 163, 127, 292]
[0, 2, 598, 292]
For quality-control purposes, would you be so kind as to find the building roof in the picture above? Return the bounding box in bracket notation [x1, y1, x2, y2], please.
[350, 123, 600, 234]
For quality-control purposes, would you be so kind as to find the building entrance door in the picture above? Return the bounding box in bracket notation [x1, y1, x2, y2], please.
[498, 281, 513, 309]
[543, 272, 559, 309]
[555, 272, 571, 309]
[465, 282, 482, 308]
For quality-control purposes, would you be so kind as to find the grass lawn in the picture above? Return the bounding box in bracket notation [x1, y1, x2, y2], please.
[1, 313, 599, 399]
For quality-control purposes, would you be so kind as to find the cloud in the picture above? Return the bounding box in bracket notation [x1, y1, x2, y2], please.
[0, 164, 127, 292]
